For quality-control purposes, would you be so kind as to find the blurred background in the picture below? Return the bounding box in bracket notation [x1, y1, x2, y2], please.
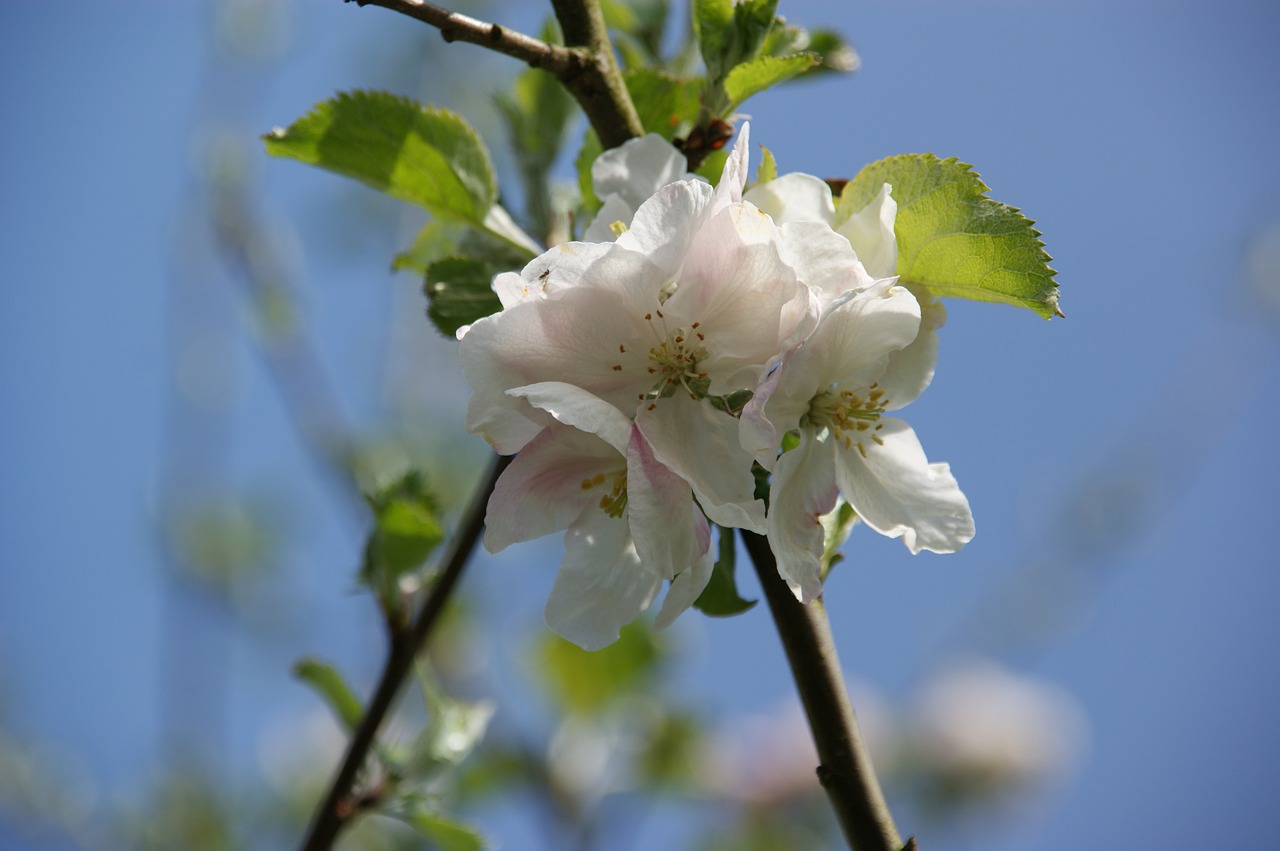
[2, 0, 1278, 849]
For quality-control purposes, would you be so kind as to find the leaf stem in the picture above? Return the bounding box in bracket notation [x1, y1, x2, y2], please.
[740, 530, 908, 851]
[345, 0, 642, 148]
[298, 453, 511, 851]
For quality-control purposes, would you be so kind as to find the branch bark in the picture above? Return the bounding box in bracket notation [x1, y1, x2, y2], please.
[347, 0, 642, 148]
[741, 530, 908, 851]
[298, 453, 512, 851]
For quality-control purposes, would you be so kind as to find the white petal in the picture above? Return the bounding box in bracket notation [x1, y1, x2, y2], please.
[483, 425, 621, 553]
[780, 220, 876, 307]
[592, 133, 691, 211]
[745, 172, 835, 226]
[710, 121, 751, 213]
[739, 366, 790, 471]
[545, 510, 662, 651]
[637, 395, 766, 533]
[833, 417, 974, 554]
[878, 299, 945, 411]
[508, 381, 633, 454]
[616, 179, 714, 275]
[767, 429, 840, 602]
[837, 182, 898, 279]
[582, 193, 636, 243]
[481, 203, 543, 257]
[625, 423, 711, 578]
[652, 545, 714, 632]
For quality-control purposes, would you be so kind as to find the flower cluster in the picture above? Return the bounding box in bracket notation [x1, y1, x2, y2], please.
[460, 126, 973, 649]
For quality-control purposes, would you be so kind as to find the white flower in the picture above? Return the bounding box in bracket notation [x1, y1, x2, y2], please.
[583, 133, 697, 242]
[483, 385, 712, 650]
[741, 281, 973, 601]
[461, 124, 813, 533]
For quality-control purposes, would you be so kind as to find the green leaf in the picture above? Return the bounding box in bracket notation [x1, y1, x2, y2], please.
[393, 806, 486, 851]
[755, 145, 777, 186]
[724, 53, 819, 109]
[693, 0, 735, 81]
[760, 23, 859, 74]
[841, 154, 1060, 318]
[424, 257, 504, 338]
[392, 220, 468, 275]
[293, 658, 363, 732]
[361, 471, 445, 623]
[539, 622, 659, 712]
[263, 91, 496, 224]
[694, 526, 756, 617]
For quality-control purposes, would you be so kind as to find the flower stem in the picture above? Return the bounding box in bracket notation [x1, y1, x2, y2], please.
[297, 453, 511, 851]
[740, 530, 909, 851]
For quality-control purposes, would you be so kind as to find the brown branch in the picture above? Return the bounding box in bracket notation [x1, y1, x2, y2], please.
[298, 453, 512, 851]
[741, 530, 907, 851]
[347, 0, 642, 149]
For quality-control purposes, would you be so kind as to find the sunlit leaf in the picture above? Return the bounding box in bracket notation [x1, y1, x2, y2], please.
[539, 622, 659, 712]
[841, 154, 1061, 318]
[264, 91, 496, 224]
[724, 53, 819, 109]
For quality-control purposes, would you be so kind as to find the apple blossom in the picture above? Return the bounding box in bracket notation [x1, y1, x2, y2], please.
[483, 384, 712, 650]
[582, 133, 697, 242]
[741, 280, 973, 601]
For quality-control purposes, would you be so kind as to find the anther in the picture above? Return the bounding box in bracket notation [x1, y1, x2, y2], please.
[612, 364, 623, 371]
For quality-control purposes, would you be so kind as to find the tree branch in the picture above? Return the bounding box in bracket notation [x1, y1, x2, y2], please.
[741, 530, 909, 851]
[346, 0, 642, 149]
[298, 452, 512, 851]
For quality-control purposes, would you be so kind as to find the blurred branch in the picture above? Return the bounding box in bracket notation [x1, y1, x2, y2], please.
[741, 530, 908, 851]
[345, 0, 642, 147]
[298, 452, 511, 851]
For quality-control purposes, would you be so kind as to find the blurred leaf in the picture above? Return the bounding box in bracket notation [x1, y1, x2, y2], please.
[693, 0, 735, 82]
[761, 22, 858, 74]
[172, 498, 276, 589]
[539, 622, 659, 713]
[724, 53, 819, 110]
[393, 220, 468, 275]
[424, 256, 504, 338]
[841, 154, 1061, 318]
[293, 658, 363, 733]
[404, 663, 495, 781]
[263, 91, 496, 224]
[694, 147, 729, 183]
[362, 471, 445, 621]
[636, 711, 702, 786]
[391, 804, 487, 851]
[695, 527, 756, 616]
[603, 0, 669, 60]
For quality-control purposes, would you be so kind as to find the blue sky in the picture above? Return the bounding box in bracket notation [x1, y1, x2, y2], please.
[2, 1, 1279, 849]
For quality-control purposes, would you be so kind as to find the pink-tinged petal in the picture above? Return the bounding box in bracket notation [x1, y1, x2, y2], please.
[508, 381, 633, 454]
[652, 543, 714, 632]
[767, 429, 840, 602]
[739, 366, 790, 470]
[592, 133, 691, 210]
[616, 179, 714, 275]
[483, 425, 622, 553]
[745, 172, 835, 226]
[638, 396, 766, 533]
[460, 285, 652, 452]
[837, 182, 898, 279]
[625, 424, 710, 579]
[667, 204, 810, 393]
[879, 299, 945, 411]
[545, 510, 663, 650]
[780, 221, 877, 307]
[833, 417, 974, 554]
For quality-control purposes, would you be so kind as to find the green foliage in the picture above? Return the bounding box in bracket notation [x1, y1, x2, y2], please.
[819, 500, 859, 582]
[539, 622, 659, 712]
[724, 53, 819, 110]
[293, 658, 364, 733]
[264, 91, 495, 224]
[403, 664, 495, 781]
[362, 471, 445, 621]
[760, 22, 859, 74]
[694, 0, 778, 84]
[390, 807, 486, 851]
[424, 257, 505, 338]
[695, 526, 756, 616]
[841, 154, 1060, 318]
[603, 0, 671, 65]
[755, 145, 778, 186]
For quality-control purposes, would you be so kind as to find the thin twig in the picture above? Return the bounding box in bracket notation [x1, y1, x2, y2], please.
[741, 530, 907, 851]
[346, 0, 643, 148]
[298, 453, 512, 851]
